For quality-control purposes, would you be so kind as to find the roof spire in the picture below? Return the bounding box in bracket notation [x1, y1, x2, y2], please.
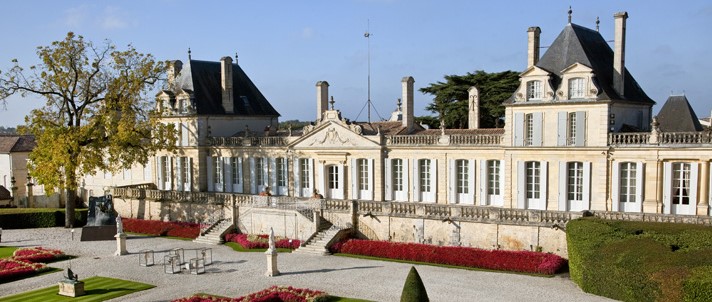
[568, 6, 572, 24]
[330, 96, 335, 110]
[235, 51, 238, 64]
[596, 16, 600, 32]
[188, 47, 192, 60]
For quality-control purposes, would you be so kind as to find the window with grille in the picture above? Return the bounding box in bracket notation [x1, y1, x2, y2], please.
[672, 163, 691, 205]
[419, 159, 431, 192]
[456, 160, 469, 194]
[300, 159, 310, 188]
[212, 157, 221, 183]
[619, 162, 636, 203]
[568, 78, 585, 98]
[358, 159, 369, 190]
[488, 160, 500, 195]
[231, 158, 241, 184]
[276, 158, 286, 187]
[526, 161, 540, 199]
[524, 113, 534, 146]
[526, 80, 542, 101]
[180, 157, 189, 185]
[255, 158, 264, 186]
[567, 162, 583, 201]
[392, 159, 403, 191]
[328, 165, 339, 189]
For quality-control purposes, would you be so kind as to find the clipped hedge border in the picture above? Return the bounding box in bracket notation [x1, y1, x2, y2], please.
[0, 209, 87, 229]
[567, 218, 712, 302]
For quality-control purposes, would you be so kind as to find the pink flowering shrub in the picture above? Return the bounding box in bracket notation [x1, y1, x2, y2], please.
[0, 257, 49, 282]
[12, 247, 67, 263]
[335, 239, 567, 275]
[122, 218, 200, 238]
[224, 234, 301, 249]
[172, 286, 328, 302]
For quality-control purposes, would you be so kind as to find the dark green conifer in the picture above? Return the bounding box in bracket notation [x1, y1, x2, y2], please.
[400, 266, 429, 302]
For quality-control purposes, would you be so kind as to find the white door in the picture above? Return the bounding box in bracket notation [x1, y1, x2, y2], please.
[664, 162, 697, 215]
[326, 164, 342, 199]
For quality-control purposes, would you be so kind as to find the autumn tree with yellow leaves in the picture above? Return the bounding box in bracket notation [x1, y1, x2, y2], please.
[0, 32, 176, 227]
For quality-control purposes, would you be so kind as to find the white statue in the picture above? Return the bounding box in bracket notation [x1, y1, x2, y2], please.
[116, 215, 123, 234]
[268, 227, 276, 251]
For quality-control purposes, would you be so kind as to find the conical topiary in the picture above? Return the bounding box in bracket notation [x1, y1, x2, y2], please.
[400, 266, 429, 302]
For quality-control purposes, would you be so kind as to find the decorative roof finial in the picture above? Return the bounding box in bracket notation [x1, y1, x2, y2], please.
[235, 52, 238, 64]
[596, 16, 600, 32]
[330, 96, 335, 110]
[568, 6, 572, 24]
[397, 98, 402, 111]
[188, 47, 192, 60]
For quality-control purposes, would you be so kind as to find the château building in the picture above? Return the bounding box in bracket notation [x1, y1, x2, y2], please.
[83, 11, 711, 219]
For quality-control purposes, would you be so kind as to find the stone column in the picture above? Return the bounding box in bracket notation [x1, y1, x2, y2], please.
[10, 176, 17, 207]
[26, 179, 34, 208]
[697, 161, 710, 215]
[265, 227, 280, 276]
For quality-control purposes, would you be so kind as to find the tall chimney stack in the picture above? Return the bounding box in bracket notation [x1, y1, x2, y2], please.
[167, 60, 183, 87]
[316, 81, 329, 121]
[401, 76, 415, 132]
[220, 56, 234, 113]
[468, 86, 479, 129]
[613, 12, 628, 97]
[527, 27, 541, 68]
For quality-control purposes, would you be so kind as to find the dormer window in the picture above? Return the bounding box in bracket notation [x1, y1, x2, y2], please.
[526, 80, 542, 101]
[568, 78, 585, 99]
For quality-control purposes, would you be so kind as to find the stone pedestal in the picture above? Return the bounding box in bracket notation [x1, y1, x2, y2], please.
[58, 280, 85, 297]
[265, 248, 280, 277]
[114, 233, 128, 256]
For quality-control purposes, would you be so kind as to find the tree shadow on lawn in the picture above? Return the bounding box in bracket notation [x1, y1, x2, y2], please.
[279, 265, 383, 276]
[85, 287, 135, 295]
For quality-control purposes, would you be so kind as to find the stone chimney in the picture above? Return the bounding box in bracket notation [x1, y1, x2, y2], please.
[167, 60, 183, 87]
[527, 27, 541, 68]
[401, 76, 415, 132]
[613, 12, 628, 97]
[220, 56, 234, 113]
[316, 81, 329, 121]
[468, 86, 479, 129]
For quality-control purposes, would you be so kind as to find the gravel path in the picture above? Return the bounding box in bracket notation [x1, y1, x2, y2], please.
[0, 228, 613, 302]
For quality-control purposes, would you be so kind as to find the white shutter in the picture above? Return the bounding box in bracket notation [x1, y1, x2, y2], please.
[557, 112, 567, 146]
[448, 159, 456, 203]
[368, 158, 374, 200]
[514, 113, 524, 146]
[263, 159, 269, 188]
[634, 162, 644, 212]
[540, 161, 548, 210]
[283, 158, 289, 195]
[498, 160, 505, 206]
[167, 157, 173, 190]
[690, 163, 699, 213]
[385, 159, 392, 201]
[270, 158, 277, 191]
[575, 111, 586, 146]
[294, 158, 301, 197]
[612, 162, 620, 212]
[317, 160, 324, 198]
[207, 156, 214, 191]
[413, 159, 420, 202]
[225, 158, 233, 193]
[156, 156, 163, 190]
[309, 159, 315, 195]
[181, 123, 189, 146]
[250, 158, 256, 194]
[662, 162, 672, 214]
[533, 113, 543, 146]
[431, 159, 438, 202]
[558, 161, 567, 211]
[236, 157, 243, 193]
[337, 163, 345, 199]
[479, 159, 487, 206]
[517, 161, 526, 209]
[351, 158, 358, 199]
[583, 161, 591, 210]
[402, 159, 410, 201]
[468, 159, 476, 204]
[177, 157, 184, 191]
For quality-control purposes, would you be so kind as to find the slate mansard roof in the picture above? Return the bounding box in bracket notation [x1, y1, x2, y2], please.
[0, 135, 35, 153]
[511, 23, 654, 105]
[656, 95, 703, 132]
[172, 60, 280, 117]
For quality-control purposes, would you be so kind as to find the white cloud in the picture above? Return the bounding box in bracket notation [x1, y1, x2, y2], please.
[63, 4, 89, 28]
[99, 6, 135, 30]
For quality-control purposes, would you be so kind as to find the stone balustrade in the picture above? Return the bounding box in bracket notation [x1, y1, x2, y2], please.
[386, 133, 503, 146]
[609, 131, 712, 146]
[450, 134, 502, 145]
[207, 136, 288, 147]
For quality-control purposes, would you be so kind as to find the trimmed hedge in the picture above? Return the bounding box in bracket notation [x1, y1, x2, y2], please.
[0, 209, 87, 229]
[567, 218, 712, 302]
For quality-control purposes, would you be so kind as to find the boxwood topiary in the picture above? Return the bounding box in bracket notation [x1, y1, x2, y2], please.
[400, 266, 429, 302]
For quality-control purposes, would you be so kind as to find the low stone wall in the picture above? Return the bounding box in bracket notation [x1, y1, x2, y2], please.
[112, 194, 226, 223]
[236, 207, 315, 242]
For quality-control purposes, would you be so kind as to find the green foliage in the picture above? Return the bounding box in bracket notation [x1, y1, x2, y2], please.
[0, 247, 18, 259]
[400, 266, 429, 302]
[567, 218, 712, 302]
[0, 276, 154, 301]
[0, 32, 177, 227]
[414, 116, 439, 129]
[419, 70, 519, 128]
[0, 209, 87, 229]
[279, 119, 311, 130]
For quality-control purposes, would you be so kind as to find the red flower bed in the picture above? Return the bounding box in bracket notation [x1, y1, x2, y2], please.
[335, 239, 567, 275]
[12, 247, 66, 263]
[224, 233, 300, 249]
[172, 286, 327, 302]
[122, 218, 200, 239]
[0, 258, 48, 282]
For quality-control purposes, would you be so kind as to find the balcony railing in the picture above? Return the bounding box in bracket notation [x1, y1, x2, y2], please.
[386, 133, 502, 146]
[609, 131, 712, 146]
[207, 136, 288, 147]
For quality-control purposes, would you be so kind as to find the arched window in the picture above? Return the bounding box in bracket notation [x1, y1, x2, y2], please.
[526, 80, 542, 101]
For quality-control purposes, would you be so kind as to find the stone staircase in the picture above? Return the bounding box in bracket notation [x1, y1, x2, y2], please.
[293, 219, 341, 256]
[193, 219, 233, 245]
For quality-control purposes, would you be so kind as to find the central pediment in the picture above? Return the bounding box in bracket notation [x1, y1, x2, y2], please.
[290, 122, 381, 149]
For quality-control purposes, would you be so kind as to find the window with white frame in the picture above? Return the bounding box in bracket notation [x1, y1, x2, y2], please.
[181, 157, 190, 184]
[300, 159, 310, 188]
[392, 159, 403, 191]
[255, 157, 265, 186]
[526, 80, 542, 101]
[672, 163, 691, 205]
[525, 113, 534, 146]
[212, 157, 221, 183]
[568, 77, 585, 98]
[619, 162, 637, 203]
[567, 162, 584, 201]
[358, 159, 369, 191]
[456, 159, 469, 194]
[488, 160, 500, 195]
[567, 112, 577, 145]
[328, 165, 339, 189]
[419, 159, 431, 192]
[231, 157, 241, 184]
[526, 161, 541, 199]
[276, 158, 287, 187]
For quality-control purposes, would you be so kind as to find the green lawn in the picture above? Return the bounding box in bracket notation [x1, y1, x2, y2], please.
[0, 208, 67, 214]
[0, 276, 154, 302]
[225, 242, 293, 253]
[0, 246, 17, 259]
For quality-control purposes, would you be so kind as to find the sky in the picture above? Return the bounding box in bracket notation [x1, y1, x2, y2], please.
[1, 0, 711, 127]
